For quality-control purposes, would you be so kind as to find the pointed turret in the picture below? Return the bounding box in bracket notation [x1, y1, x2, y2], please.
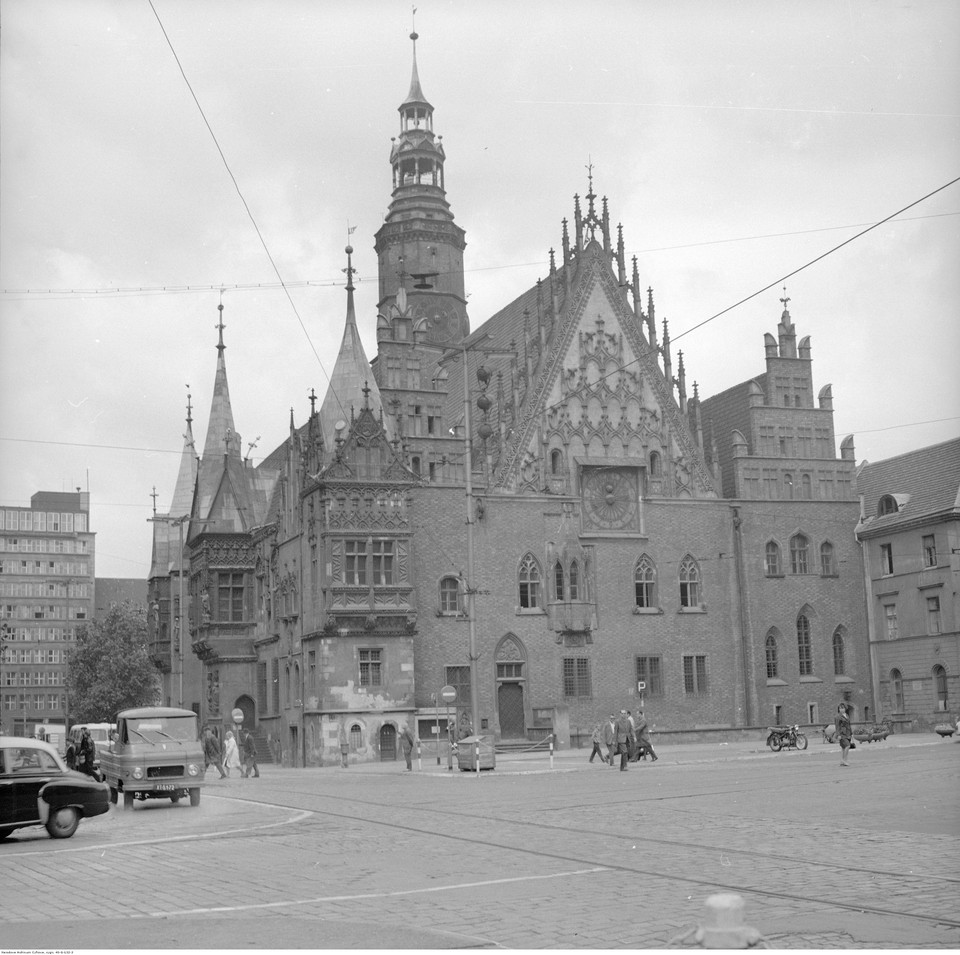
[319, 245, 391, 451]
[375, 24, 468, 344]
[148, 391, 198, 578]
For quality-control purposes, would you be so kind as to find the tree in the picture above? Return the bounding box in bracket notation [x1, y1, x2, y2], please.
[66, 602, 160, 722]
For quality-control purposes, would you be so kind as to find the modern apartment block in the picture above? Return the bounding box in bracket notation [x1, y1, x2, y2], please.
[0, 491, 94, 736]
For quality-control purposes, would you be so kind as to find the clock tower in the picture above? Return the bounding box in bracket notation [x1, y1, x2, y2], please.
[374, 26, 469, 346]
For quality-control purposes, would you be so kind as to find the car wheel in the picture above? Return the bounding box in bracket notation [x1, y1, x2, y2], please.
[109, 787, 118, 805]
[189, 788, 200, 807]
[45, 807, 80, 839]
[123, 790, 135, 810]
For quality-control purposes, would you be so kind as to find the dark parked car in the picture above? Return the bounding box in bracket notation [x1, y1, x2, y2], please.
[0, 737, 110, 840]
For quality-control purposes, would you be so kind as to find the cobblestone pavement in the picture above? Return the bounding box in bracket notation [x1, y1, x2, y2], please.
[2, 735, 958, 950]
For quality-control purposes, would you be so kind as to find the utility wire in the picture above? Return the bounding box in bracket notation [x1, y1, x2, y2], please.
[673, 175, 960, 341]
[146, 0, 347, 422]
[2, 210, 956, 299]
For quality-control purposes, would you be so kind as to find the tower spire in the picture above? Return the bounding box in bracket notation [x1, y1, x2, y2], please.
[375, 21, 468, 343]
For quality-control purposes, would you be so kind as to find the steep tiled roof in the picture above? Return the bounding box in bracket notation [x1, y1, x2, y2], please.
[856, 436, 960, 531]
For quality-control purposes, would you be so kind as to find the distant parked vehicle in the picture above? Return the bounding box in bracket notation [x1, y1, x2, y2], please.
[0, 737, 110, 841]
[766, 724, 808, 751]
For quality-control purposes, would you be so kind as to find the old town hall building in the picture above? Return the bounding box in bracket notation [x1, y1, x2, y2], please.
[147, 32, 870, 765]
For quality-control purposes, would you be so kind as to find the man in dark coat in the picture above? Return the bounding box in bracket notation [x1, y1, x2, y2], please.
[614, 709, 635, 771]
[77, 728, 97, 777]
[634, 710, 658, 761]
[399, 724, 415, 771]
[203, 728, 227, 778]
[241, 730, 260, 778]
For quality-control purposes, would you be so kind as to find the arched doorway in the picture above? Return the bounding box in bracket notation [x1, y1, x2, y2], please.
[380, 723, 397, 761]
[234, 694, 255, 731]
[495, 634, 527, 739]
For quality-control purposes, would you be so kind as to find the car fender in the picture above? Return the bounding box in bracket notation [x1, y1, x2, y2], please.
[39, 778, 111, 820]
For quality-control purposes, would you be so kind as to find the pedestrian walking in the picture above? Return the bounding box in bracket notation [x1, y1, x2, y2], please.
[626, 710, 637, 761]
[203, 728, 227, 778]
[837, 702, 854, 767]
[588, 721, 606, 764]
[603, 714, 616, 766]
[77, 727, 97, 778]
[399, 724, 415, 770]
[241, 730, 260, 778]
[614, 709, 635, 771]
[634, 710, 658, 761]
[223, 731, 241, 776]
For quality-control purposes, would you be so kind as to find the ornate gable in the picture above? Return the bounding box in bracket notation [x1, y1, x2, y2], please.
[493, 243, 715, 497]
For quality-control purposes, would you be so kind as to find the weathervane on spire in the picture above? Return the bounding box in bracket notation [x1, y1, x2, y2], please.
[779, 285, 790, 310]
[411, 4, 417, 38]
[585, 157, 595, 196]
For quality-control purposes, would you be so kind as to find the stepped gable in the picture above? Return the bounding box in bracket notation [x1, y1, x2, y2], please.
[857, 436, 960, 529]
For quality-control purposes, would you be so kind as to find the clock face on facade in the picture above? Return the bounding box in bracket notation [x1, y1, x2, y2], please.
[581, 466, 639, 531]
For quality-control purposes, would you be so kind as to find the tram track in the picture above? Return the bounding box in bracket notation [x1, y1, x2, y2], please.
[201, 776, 960, 932]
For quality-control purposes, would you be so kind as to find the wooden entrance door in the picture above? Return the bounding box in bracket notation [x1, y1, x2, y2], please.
[380, 723, 397, 761]
[498, 683, 526, 738]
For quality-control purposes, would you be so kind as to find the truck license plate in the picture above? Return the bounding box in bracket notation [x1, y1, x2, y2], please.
[154, 784, 177, 791]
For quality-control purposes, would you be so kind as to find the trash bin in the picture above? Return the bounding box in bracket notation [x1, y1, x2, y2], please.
[456, 735, 495, 771]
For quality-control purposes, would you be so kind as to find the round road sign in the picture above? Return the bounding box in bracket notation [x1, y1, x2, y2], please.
[440, 685, 457, 703]
[231, 708, 244, 723]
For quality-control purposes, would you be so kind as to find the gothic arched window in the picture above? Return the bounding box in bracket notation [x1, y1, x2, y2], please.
[765, 541, 782, 576]
[569, 560, 580, 600]
[797, 615, 813, 676]
[679, 556, 701, 609]
[634, 555, 656, 608]
[934, 664, 948, 710]
[890, 668, 904, 711]
[518, 554, 542, 609]
[649, 451, 662, 477]
[553, 560, 565, 602]
[790, 534, 809, 574]
[820, 541, 836, 576]
[832, 628, 846, 675]
[765, 632, 779, 679]
[550, 449, 563, 475]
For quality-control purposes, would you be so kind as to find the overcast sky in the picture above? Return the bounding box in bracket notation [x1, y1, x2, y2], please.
[1, 0, 958, 579]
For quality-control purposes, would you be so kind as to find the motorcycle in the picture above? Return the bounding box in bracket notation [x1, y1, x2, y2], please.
[766, 724, 808, 751]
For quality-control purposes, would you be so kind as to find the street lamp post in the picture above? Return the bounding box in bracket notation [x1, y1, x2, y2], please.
[439, 335, 514, 741]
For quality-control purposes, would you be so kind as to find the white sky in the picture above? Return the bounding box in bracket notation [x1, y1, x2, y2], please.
[1, 0, 958, 578]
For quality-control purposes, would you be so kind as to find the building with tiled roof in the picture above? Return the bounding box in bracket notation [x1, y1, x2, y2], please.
[148, 28, 883, 764]
[855, 438, 960, 730]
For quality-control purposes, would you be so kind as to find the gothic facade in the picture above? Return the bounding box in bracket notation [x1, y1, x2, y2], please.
[147, 31, 873, 765]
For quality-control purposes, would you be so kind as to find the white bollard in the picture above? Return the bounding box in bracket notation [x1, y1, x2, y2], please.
[694, 893, 761, 949]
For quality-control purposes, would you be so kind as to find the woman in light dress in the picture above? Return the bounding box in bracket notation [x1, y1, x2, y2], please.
[223, 730, 242, 776]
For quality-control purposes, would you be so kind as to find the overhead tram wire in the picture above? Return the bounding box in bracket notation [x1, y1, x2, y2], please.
[146, 0, 349, 425]
[672, 173, 960, 342]
[2, 211, 956, 300]
[532, 174, 960, 418]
